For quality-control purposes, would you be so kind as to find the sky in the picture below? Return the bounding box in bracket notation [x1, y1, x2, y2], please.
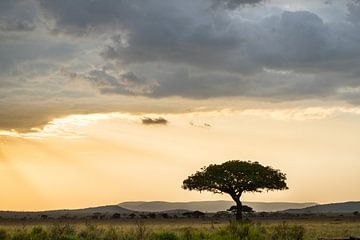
[1, 0, 360, 211]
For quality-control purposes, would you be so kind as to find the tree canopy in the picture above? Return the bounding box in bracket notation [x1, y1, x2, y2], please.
[182, 160, 288, 220]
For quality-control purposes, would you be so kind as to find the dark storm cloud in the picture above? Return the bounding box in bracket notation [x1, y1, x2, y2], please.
[0, 0, 37, 32]
[34, 0, 360, 102]
[83, 68, 157, 95]
[104, 9, 360, 74]
[0, 0, 75, 76]
[0, 38, 77, 75]
[249, 11, 360, 71]
[212, 0, 265, 9]
[0, 19, 35, 32]
[141, 117, 168, 125]
[37, 0, 133, 35]
[144, 68, 357, 100]
[2, 0, 360, 131]
[348, 1, 360, 25]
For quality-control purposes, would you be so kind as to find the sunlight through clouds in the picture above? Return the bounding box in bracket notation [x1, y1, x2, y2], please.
[0, 113, 136, 139]
[1, 0, 360, 211]
[2, 107, 360, 139]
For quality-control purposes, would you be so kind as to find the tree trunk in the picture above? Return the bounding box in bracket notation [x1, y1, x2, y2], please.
[235, 199, 243, 221]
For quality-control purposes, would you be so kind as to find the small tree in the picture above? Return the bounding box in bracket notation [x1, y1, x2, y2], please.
[182, 160, 288, 221]
[112, 213, 121, 219]
[227, 205, 254, 215]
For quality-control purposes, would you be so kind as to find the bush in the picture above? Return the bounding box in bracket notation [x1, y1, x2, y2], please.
[30, 226, 48, 240]
[151, 232, 178, 240]
[0, 229, 7, 240]
[11, 230, 30, 240]
[103, 227, 122, 240]
[180, 228, 193, 240]
[78, 224, 104, 240]
[218, 221, 267, 240]
[49, 224, 77, 240]
[0, 221, 307, 240]
[271, 222, 305, 240]
[134, 221, 147, 240]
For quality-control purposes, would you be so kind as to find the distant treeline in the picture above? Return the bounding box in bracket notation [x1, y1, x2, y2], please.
[1, 210, 359, 221]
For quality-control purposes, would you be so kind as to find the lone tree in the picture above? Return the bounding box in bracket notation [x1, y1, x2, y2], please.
[182, 160, 288, 221]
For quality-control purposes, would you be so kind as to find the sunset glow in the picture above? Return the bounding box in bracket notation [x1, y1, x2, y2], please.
[1, 0, 360, 211]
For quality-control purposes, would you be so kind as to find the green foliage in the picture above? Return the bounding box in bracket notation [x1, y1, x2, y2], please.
[102, 227, 121, 240]
[227, 205, 254, 213]
[182, 160, 287, 220]
[150, 232, 178, 240]
[0, 222, 306, 240]
[180, 228, 193, 240]
[0, 229, 7, 240]
[215, 221, 267, 240]
[134, 221, 147, 240]
[49, 224, 77, 240]
[182, 160, 288, 195]
[271, 222, 305, 240]
[30, 226, 48, 240]
[11, 229, 30, 240]
[78, 225, 104, 240]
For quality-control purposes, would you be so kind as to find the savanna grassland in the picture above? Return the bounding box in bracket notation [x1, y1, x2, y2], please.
[1, 217, 360, 240]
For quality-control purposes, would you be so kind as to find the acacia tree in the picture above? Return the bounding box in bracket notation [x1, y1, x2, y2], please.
[182, 160, 288, 221]
[227, 205, 254, 215]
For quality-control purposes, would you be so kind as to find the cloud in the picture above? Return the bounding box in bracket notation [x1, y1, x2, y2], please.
[141, 117, 168, 125]
[4, 107, 360, 139]
[2, 0, 360, 131]
[0, 19, 35, 32]
[212, 0, 265, 9]
[347, 0, 360, 26]
[0, 37, 77, 75]
[0, 113, 135, 139]
[0, 0, 37, 32]
[189, 121, 212, 129]
[36, 0, 138, 35]
[25, 0, 360, 103]
[80, 68, 158, 95]
[102, 9, 360, 74]
[98, 6, 360, 100]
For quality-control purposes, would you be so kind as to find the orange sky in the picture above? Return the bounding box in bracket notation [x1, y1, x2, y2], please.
[1, 0, 360, 211]
[1, 108, 360, 211]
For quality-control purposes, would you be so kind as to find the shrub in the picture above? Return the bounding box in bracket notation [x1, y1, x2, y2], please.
[30, 226, 48, 240]
[103, 227, 122, 240]
[49, 224, 77, 240]
[0, 229, 7, 240]
[78, 224, 104, 240]
[134, 221, 147, 240]
[221, 221, 267, 240]
[180, 228, 193, 240]
[11, 230, 30, 240]
[271, 222, 305, 240]
[150, 232, 178, 240]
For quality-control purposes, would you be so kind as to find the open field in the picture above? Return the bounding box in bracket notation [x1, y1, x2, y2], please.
[0, 217, 360, 240]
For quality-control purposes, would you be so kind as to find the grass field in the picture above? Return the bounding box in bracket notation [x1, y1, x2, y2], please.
[0, 218, 360, 240]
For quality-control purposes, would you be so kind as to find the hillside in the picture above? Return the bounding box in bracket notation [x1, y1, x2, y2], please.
[118, 201, 316, 213]
[0, 205, 134, 219]
[2, 201, 357, 219]
[283, 201, 360, 214]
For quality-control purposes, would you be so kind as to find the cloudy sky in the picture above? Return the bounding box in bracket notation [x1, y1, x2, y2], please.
[1, 0, 360, 210]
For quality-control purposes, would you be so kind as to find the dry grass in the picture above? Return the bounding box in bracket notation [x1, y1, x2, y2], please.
[0, 218, 359, 239]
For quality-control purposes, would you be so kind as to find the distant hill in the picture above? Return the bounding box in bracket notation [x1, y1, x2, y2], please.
[118, 201, 316, 213]
[0, 205, 134, 219]
[283, 201, 360, 214]
[7, 200, 350, 220]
